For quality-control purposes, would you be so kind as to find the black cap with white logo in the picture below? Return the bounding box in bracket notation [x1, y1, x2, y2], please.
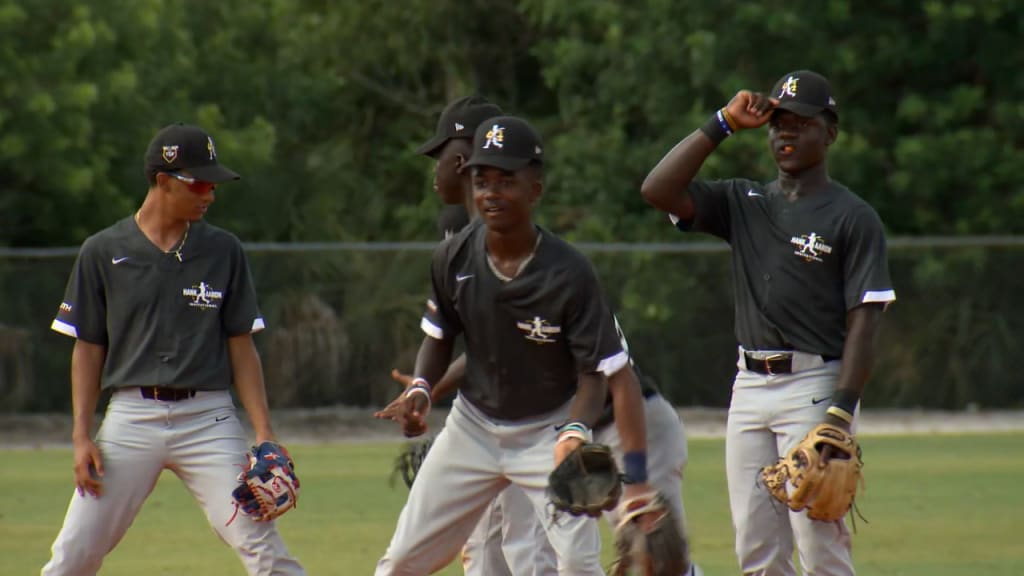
[416, 95, 504, 157]
[771, 70, 838, 119]
[464, 116, 544, 172]
[144, 123, 240, 183]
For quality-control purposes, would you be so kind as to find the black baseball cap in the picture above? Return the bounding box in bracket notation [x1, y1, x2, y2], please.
[144, 123, 240, 183]
[770, 70, 838, 119]
[464, 116, 544, 172]
[416, 95, 504, 157]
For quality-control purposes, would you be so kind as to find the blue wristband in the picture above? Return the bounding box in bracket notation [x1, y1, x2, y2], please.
[623, 451, 648, 484]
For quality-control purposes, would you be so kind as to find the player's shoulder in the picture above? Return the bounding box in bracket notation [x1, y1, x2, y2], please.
[79, 215, 134, 256]
[540, 228, 591, 269]
[534, 227, 601, 286]
[829, 183, 886, 225]
[193, 220, 247, 254]
[697, 176, 764, 197]
[433, 217, 482, 266]
[436, 204, 471, 240]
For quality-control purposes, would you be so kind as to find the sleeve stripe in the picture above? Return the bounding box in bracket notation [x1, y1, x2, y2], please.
[862, 290, 896, 303]
[597, 350, 630, 377]
[420, 317, 444, 340]
[51, 318, 78, 338]
[668, 214, 681, 225]
[251, 317, 266, 333]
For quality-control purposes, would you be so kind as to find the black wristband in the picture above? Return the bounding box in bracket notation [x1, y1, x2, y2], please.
[699, 110, 731, 145]
[831, 388, 860, 415]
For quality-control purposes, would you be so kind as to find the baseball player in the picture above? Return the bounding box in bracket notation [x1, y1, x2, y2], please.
[375, 115, 654, 576]
[386, 320, 699, 576]
[641, 70, 895, 575]
[378, 94, 557, 576]
[42, 123, 305, 575]
[379, 95, 698, 575]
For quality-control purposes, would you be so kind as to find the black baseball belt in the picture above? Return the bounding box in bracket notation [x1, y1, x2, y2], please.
[742, 351, 840, 375]
[138, 386, 197, 401]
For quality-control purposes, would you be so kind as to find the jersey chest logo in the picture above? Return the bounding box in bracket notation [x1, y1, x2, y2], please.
[790, 232, 833, 263]
[182, 281, 224, 310]
[516, 316, 561, 344]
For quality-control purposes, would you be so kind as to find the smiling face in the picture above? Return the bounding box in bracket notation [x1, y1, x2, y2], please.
[158, 171, 216, 221]
[768, 109, 838, 175]
[471, 164, 542, 233]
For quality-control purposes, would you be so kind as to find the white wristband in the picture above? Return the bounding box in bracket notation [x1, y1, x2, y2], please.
[557, 430, 588, 444]
[405, 378, 432, 405]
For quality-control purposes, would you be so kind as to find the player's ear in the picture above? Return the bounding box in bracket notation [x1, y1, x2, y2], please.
[529, 178, 543, 206]
[155, 172, 173, 191]
[454, 154, 467, 175]
[825, 124, 838, 147]
[823, 113, 838, 147]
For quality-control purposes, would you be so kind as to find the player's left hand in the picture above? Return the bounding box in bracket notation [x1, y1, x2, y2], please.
[820, 413, 852, 466]
[553, 436, 583, 468]
[395, 386, 430, 437]
[373, 369, 415, 421]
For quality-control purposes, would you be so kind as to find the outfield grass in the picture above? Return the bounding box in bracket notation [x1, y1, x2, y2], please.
[3, 433, 1022, 575]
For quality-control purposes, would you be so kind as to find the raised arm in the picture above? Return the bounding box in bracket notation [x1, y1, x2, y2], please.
[641, 90, 778, 220]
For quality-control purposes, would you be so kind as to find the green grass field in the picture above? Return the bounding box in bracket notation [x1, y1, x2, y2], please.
[4, 433, 1022, 575]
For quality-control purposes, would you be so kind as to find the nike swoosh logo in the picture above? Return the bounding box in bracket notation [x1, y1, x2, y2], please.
[746, 189, 764, 198]
[456, 274, 473, 282]
[811, 396, 831, 405]
[215, 415, 230, 422]
[111, 257, 130, 264]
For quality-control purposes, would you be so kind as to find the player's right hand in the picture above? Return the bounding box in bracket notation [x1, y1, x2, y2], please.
[724, 90, 779, 130]
[395, 389, 430, 438]
[72, 437, 104, 498]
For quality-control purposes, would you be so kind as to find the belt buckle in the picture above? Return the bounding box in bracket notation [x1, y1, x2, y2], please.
[764, 353, 786, 375]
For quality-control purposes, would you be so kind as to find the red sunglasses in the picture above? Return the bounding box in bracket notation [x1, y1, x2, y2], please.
[166, 172, 215, 193]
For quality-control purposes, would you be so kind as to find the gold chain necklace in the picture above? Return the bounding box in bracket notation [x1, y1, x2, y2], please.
[135, 210, 190, 262]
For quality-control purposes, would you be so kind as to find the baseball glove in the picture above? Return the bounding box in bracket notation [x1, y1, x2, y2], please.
[228, 441, 300, 525]
[392, 437, 433, 490]
[761, 423, 863, 522]
[546, 442, 622, 518]
[610, 493, 689, 576]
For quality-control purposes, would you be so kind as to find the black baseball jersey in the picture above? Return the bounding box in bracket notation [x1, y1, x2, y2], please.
[51, 216, 265, 391]
[673, 178, 895, 358]
[437, 204, 471, 240]
[421, 220, 628, 420]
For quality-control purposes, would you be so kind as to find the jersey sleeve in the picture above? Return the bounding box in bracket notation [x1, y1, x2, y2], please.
[669, 179, 744, 240]
[51, 237, 108, 344]
[221, 238, 266, 336]
[563, 262, 628, 376]
[843, 206, 896, 310]
[420, 239, 462, 340]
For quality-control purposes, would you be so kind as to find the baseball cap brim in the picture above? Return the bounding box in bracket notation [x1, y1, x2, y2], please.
[415, 132, 449, 157]
[188, 163, 241, 183]
[464, 155, 533, 172]
[775, 100, 828, 118]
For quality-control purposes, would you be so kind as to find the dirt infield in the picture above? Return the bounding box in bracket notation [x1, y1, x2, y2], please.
[2, 406, 1022, 447]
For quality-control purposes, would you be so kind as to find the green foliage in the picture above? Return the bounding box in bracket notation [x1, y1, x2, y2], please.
[1, 1, 1022, 412]
[1, 0, 1021, 247]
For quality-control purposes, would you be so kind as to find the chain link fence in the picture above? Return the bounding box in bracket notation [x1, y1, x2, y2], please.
[1, 238, 1021, 413]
